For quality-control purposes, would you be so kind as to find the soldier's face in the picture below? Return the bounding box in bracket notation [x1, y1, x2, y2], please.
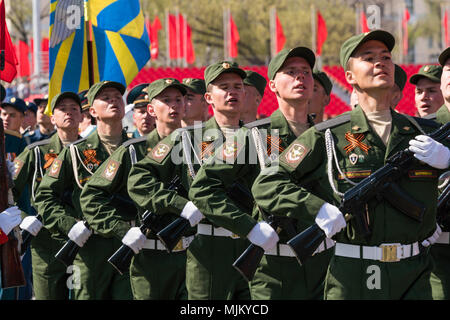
[440, 61, 450, 103]
[184, 89, 208, 123]
[148, 87, 185, 126]
[308, 80, 329, 115]
[51, 98, 82, 130]
[0, 106, 23, 132]
[205, 73, 244, 115]
[346, 40, 394, 91]
[133, 105, 155, 135]
[243, 85, 261, 116]
[22, 110, 37, 130]
[91, 87, 125, 122]
[37, 103, 52, 126]
[415, 78, 444, 117]
[270, 57, 313, 103]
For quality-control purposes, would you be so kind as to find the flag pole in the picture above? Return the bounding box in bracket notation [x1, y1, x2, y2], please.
[32, 0, 41, 90]
[183, 14, 187, 67]
[270, 6, 275, 59]
[398, 1, 404, 64]
[84, 0, 94, 87]
[223, 7, 227, 60]
[311, 4, 316, 57]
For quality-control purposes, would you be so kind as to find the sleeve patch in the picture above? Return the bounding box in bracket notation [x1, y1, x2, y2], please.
[101, 159, 121, 181]
[13, 158, 24, 179]
[48, 158, 63, 178]
[283, 143, 309, 168]
[150, 143, 171, 163]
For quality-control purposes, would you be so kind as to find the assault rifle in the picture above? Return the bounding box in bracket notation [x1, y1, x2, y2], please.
[437, 182, 450, 231]
[0, 119, 26, 288]
[287, 122, 450, 266]
[108, 175, 185, 275]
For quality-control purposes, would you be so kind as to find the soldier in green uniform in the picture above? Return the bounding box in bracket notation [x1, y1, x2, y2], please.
[13, 92, 83, 299]
[129, 83, 155, 138]
[25, 95, 56, 144]
[409, 64, 444, 118]
[189, 47, 334, 300]
[36, 81, 132, 300]
[425, 48, 450, 300]
[78, 90, 96, 138]
[80, 79, 189, 299]
[252, 30, 449, 300]
[309, 70, 332, 124]
[181, 78, 209, 127]
[127, 61, 250, 300]
[241, 70, 267, 124]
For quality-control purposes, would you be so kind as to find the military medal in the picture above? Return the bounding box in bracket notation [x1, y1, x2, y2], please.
[349, 153, 358, 165]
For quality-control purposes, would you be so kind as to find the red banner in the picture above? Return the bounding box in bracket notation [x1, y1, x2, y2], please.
[316, 11, 327, 56]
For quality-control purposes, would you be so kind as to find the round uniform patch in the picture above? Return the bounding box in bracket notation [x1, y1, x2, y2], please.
[152, 143, 170, 160]
[284, 143, 309, 168]
[222, 141, 238, 159]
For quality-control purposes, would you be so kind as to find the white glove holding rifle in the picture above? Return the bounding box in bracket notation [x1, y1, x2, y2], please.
[315, 203, 347, 238]
[0, 206, 22, 235]
[121, 227, 146, 254]
[20, 216, 43, 236]
[247, 221, 279, 251]
[409, 135, 450, 169]
[68, 221, 92, 247]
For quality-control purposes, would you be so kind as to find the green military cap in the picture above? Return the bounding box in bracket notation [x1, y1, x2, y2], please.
[182, 78, 206, 95]
[126, 83, 150, 107]
[147, 78, 187, 102]
[87, 80, 126, 106]
[204, 61, 247, 88]
[268, 47, 315, 80]
[51, 91, 81, 112]
[243, 70, 267, 97]
[394, 64, 407, 91]
[0, 84, 5, 102]
[439, 47, 450, 66]
[78, 90, 90, 111]
[2, 97, 27, 113]
[409, 65, 442, 85]
[312, 70, 333, 96]
[340, 30, 395, 70]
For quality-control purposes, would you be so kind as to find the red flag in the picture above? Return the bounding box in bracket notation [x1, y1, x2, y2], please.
[229, 14, 239, 58]
[185, 22, 195, 64]
[275, 14, 286, 53]
[403, 9, 410, 56]
[360, 11, 369, 33]
[149, 16, 162, 59]
[0, 0, 18, 82]
[17, 40, 30, 77]
[316, 11, 327, 56]
[168, 14, 178, 59]
[443, 9, 448, 47]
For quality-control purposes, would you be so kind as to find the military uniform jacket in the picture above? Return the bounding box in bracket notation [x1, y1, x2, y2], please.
[189, 109, 309, 239]
[79, 129, 161, 240]
[127, 117, 226, 229]
[252, 105, 445, 246]
[435, 105, 450, 125]
[35, 129, 129, 239]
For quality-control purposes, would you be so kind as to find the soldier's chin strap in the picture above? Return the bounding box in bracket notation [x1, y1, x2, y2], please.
[325, 128, 357, 198]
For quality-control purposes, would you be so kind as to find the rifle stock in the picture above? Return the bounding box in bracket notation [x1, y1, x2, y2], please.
[0, 119, 26, 288]
[288, 122, 450, 266]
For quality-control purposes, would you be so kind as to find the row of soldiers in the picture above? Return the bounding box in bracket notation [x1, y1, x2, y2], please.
[0, 28, 449, 300]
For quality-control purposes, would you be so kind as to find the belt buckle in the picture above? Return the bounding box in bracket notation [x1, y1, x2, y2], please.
[172, 239, 184, 252]
[230, 233, 239, 239]
[380, 244, 400, 262]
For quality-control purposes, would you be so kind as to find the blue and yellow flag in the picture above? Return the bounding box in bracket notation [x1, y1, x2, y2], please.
[47, 0, 150, 115]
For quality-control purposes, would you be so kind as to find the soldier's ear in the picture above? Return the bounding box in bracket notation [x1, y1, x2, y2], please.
[268, 79, 277, 93]
[147, 103, 156, 117]
[204, 91, 213, 105]
[345, 69, 357, 86]
[89, 106, 97, 118]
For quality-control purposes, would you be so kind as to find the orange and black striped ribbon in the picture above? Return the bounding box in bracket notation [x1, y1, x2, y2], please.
[200, 141, 214, 160]
[266, 135, 284, 156]
[43, 153, 58, 170]
[344, 132, 371, 154]
[83, 149, 101, 166]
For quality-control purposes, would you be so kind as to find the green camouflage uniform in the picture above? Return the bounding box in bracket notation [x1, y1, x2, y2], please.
[13, 133, 75, 299]
[189, 109, 333, 300]
[252, 105, 445, 299]
[127, 117, 246, 300]
[35, 129, 132, 300]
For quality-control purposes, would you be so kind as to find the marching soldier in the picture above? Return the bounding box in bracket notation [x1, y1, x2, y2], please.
[127, 61, 250, 300]
[24, 95, 56, 144]
[181, 78, 209, 127]
[36, 81, 132, 300]
[309, 70, 332, 124]
[79, 79, 188, 299]
[392, 64, 407, 108]
[426, 48, 450, 300]
[241, 70, 267, 124]
[189, 47, 334, 300]
[409, 65, 444, 118]
[128, 83, 155, 137]
[78, 90, 97, 138]
[252, 30, 449, 299]
[21, 101, 37, 137]
[13, 92, 83, 299]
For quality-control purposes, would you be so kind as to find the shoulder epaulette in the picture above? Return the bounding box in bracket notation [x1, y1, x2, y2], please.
[422, 113, 437, 121]
[4, 129, 22, 139]
[121, 135, 147, 148]
[244, 117, 272, 129]
[314, 113, 352, 132]
[410, 115, 440, 129]
[68, 136, 88, 146]
[26, 137, 52, 150]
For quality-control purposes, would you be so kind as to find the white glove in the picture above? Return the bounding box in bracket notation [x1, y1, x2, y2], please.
[180, 201, 205, 227]
[68, 221, 92, 247]
[409, 135, 450, 169]
[0, 206, 22, 235]
[6, 160, 15, 177]
[421, 224, 442, 247]
[315, 203, 347, 238]
[121, 227, 146, 254]
[247, 221, 279, 251]
[19, 216, 43, 236]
